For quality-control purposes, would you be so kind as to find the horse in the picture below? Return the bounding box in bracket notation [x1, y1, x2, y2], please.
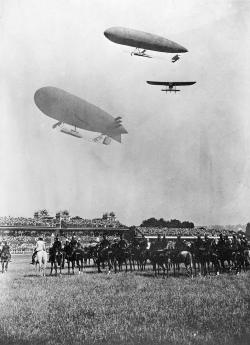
[93, 245, 114, 273]
[49, 247, 63, 276]
[82, 244, 97, 267]
[128, 243, 148, 271]
[191, 241, 220, 276]
[35, 250, 47, 276]
[243, 249, 250, 270]
[0, 250, 11, 274]
[110, 242, 132, 273]
[73, 247, 85, 274]
[149, 248, 170, 278]
[62, 243, 84, 274]
[169, 250, 193, 278]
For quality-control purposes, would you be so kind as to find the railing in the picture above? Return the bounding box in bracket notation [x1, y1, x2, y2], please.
[11, 249, 33, 254]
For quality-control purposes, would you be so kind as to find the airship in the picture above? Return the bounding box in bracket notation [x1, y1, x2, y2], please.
[104, 27, 188, 59]
[34, 87, 128, 145]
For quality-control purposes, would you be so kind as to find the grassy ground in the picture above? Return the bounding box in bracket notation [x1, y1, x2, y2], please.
[0, 255, 249, 345]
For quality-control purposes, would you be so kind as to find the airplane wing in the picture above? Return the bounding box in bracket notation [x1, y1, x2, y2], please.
[147, 81, 196, 86]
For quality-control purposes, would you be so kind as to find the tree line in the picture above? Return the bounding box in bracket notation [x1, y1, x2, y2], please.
[140, 218, 194, 228]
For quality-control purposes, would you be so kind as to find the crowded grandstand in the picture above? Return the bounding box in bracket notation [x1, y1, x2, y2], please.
[0, 211, 248, 254]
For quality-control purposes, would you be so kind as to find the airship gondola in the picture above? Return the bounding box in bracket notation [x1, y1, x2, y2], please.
[104, 27, 188, 60]
[34, 87, 128, 145]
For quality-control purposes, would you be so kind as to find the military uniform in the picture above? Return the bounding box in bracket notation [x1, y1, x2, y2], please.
[175, 236, 184, 251]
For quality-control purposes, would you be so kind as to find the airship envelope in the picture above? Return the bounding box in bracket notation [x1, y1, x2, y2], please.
[34, 87, 128, 144]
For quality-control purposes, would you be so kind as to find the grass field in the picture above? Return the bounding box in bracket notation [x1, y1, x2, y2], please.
[0, 255, 249, 345]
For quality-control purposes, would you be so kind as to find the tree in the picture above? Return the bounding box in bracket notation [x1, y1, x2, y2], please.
[40, 209, 49, 216]
[103, 213, 108, 220]
[140, 217, 159, 227]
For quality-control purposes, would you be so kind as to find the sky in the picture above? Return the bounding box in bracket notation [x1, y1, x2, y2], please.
[0, 0, 250, 226]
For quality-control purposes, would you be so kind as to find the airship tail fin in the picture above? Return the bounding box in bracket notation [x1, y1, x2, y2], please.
[109, 133, 122, 143]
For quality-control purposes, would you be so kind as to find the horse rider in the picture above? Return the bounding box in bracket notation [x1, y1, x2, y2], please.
[203, 234, 211, 250]
[99, 234, 110, 250]
[241, 235, 248, 248]
[231, 235, 239, 251]
[63, 238, 71, 256]
[161, 234, 168, 249]
[49, 235, 62, 262]
[217, 234, 225, 251]
[175, 235, 184, 252]
[140, 234, 148, 250]
[239, 235, 248, 251]
[195, 235, 203, 249]
[154, 234, 162, 250]
[70, 235, 78, 248]
[117, 233, 128, 249]
[32, 237, 46, 264]
[1, 241, 11, 258]
[53, 235, 62, 251]
[131, 235, 139, 248]
[224, 235, 231, 248]
[76, 238, 83, 249]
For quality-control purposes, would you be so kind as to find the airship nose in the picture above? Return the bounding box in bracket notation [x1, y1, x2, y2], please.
[104, 28, 111, 39]
[177, 44, 188, 53]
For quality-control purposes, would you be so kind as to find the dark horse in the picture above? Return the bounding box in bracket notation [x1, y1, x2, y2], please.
[0, 248, 11, 274]
[93, 245, 114, 273]
[49, 247, 63, 276]
[149, 248, 170, 278]
[62, 243, 84, 274]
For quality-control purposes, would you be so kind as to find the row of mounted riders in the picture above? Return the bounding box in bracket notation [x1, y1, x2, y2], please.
[32, 234, 250, 277]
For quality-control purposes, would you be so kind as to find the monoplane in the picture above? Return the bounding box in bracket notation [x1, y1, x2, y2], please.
[34, 87, 128, 145]
[104, 27, 188, 61]
[147, 81, 196, 93]
[172, 54, 180, 63]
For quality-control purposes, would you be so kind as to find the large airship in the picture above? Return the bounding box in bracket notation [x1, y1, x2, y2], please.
[34, 87, 128, 145]
[104, 27, 188, 59]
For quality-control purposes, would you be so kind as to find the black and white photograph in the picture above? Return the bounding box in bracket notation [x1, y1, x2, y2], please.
[0, 1, 250, 344]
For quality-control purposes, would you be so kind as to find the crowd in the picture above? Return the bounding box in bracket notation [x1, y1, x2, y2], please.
[0, 234, 118, 253]
[0, 217, 55, 227]
[137, 227, 236, 237]
[0, 216, 124, 229]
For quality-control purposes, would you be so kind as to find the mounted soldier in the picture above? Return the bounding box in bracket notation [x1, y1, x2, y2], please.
[1, 241, 11, 273]
[49, 235, 62, 262]
[32, 237, 46, 264]
[76, 238, 83, 249]
[154, 234, 162, 250]
[63, 238, 71, 252]
[175, 235, 184, 252]
[224, 235, 231, 248]
[161, 234, 168, 249]
[1, 241, 11, 258]
[195, 235, 204, 249]
[231, 235, 239, 251]
[139, 235, 148, 250]
[217, 234, 225, 252]
[70, 235, 78, 249]
[117, 233, 128, 249]
[53, 235, 62, 251]
[99, 234, 110, 250]
[203, 234, 211, 250]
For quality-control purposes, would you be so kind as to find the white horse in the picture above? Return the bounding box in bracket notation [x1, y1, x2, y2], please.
[35, 250, 47, 276]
